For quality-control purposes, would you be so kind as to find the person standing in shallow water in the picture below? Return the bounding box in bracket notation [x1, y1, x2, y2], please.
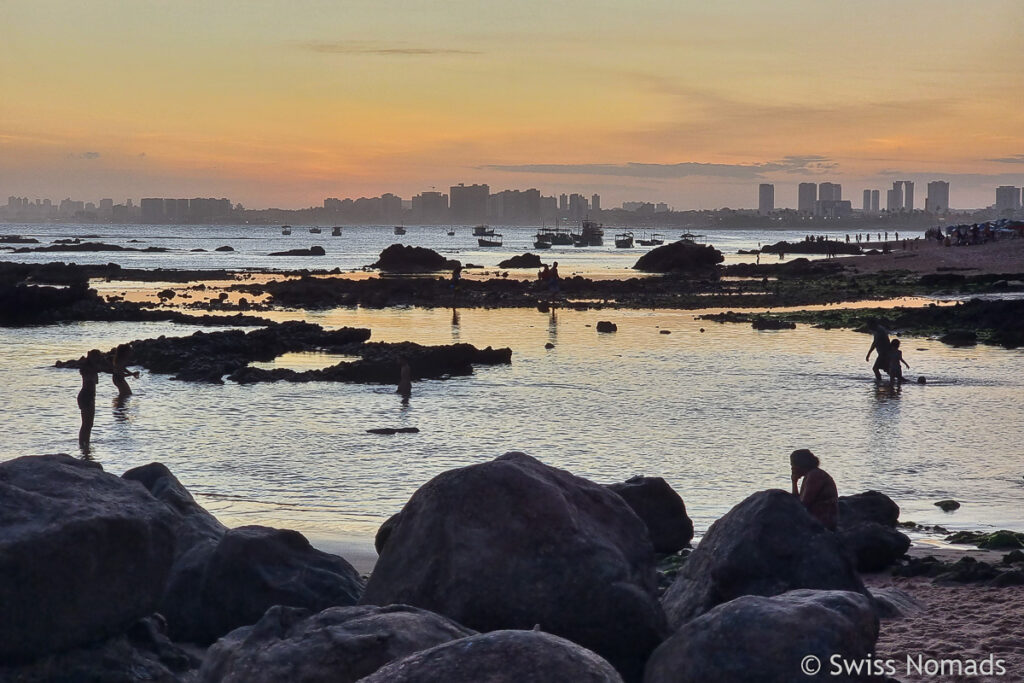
[78, 349, 103, 452]
[111, 343, 139, 397]
[396, 357, 412, 402]
[790, 449, 838, 531]
[865, 318, 893, 381]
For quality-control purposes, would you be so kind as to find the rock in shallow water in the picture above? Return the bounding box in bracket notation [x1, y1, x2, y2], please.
[0, 454, 176, 661]
[361, 452, 666, 681]
[359, 630, 624, 683]
[200, 604, 475, 683]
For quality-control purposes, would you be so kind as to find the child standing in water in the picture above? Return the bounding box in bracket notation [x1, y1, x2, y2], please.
[111, 343, 140, 397]
[888, 338, 909, 383]
[78, 349, 103, 451]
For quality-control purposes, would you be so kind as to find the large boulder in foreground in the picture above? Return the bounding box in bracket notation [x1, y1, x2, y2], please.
[200, 604, 474, 683]
[0, 455, 176, 661]
[839, 522, 911, 573]
[607, 476, 693, 554]
[633, 241, 723, 273]
[646, 590, 878, 683]
[161, 525, 364, 644]
[122, 462, 226, 559]
[360, 630, 624, 683]
[661, 489, 867, 628]
[372, 244, 454, 272]
[361, 452, 666, 681]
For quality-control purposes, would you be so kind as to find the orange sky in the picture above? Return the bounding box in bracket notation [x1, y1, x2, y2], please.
[2, 0, 1023, 209]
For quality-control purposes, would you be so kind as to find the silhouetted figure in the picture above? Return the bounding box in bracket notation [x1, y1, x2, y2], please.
[888, 338, 910, 383]
[790, 449, 838, 531]
[865, 319, 893, 381]
[78, 349, 103, 452]
[397, 357, 412, 402]
[111, 343, 139, 398]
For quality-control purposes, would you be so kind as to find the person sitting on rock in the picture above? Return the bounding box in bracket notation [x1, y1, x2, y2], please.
[864, 318, 893, 381]
[790, 449, 838, 531]
[888, 339, 909, 383]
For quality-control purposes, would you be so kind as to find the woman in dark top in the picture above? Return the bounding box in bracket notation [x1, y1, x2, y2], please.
[78, 349, 103, 451]
[790, 449, 838, 531]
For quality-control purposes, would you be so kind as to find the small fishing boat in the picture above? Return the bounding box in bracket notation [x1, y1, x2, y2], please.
[533, 238, 552, 249]
[447, 229, 456, 236]
[637, 232, 664, 246]
[478, 233, 503, 247]
[309, 227, 322, 234]
[614, 231, 635, 248]
[331, 226, 342, 236]
[572, 219, 604, 247]
[472, 225, 494, 236]
[281, 225, 292, 235]
[680, 232, 706, 244]
[394, 225, 406, 235]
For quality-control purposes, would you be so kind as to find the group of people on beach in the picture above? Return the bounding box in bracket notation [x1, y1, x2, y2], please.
[864, 319, 909, 383]
[76, 344, 138, 452]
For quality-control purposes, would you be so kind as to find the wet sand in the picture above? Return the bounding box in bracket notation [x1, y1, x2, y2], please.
[837, 237, 1024, 276]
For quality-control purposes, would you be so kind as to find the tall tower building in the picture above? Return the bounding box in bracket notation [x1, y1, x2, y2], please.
[902, 181, 914, 211]
[819, 182, 841, 201]
[758, 184, 774, 214]
[888, 182, 904, 212]
[862, 190, 871, 213]
[558, 193, 568, 212]
[925, 181, 949, 213]
[798, 183, 817, 214]
[995, 186, 1022, 212]
[591, 194, 601, 212]
[449, 183, 489, 223]
[871, 190, 880, 214]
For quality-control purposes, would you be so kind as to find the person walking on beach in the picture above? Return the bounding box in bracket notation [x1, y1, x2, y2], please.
[111, 343, 139, 398]
[78, 349, 103, 452]
[865, 319, 894, 381]
[790, 449, 838, 531]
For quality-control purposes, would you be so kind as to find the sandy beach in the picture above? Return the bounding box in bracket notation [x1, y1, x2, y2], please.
[837, 236, 1024, 276]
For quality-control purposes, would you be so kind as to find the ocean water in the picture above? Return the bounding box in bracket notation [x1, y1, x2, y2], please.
[0, 222, 900, 275]
[2, 304, 1022, 555]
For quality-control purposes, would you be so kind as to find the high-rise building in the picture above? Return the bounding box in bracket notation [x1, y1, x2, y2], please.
[925, 181, 949, 213]
[140, 198, 164, 223]
[591, 194, 601, 212]
[411, 191, 448, 223]
[380, 193, 403, 221]
[871, 190, 880, 214]
[568, 193, 589, 220]
[902, 181, 914, 211]
[995, 186, 1022, 212]
[758, 184, 774, 214]
[558, 193, 568, 212]
[798, 183, 817, 213]
[887, 182, 904, 212]
[862, 190, 871, 213]
[819, 182, 841, 202]
[449, 183, 489, 223]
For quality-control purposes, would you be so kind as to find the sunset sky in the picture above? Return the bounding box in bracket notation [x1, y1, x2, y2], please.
[2, 0, 1023, 210]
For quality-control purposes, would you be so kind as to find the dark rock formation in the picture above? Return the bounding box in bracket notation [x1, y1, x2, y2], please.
[360, 630, 624, 683]
[11, 242, 169, 253]
[374, 513, 401, 554]
[633, 241, 723, 273]
[0, 455, 176, 661]
[838, 490, 900, 527]
[498, 253, 543, 269]
[838, 522, 911, 573]
[752, 317, 796, 330]
[934, 499, 961, 512]
[646, 590, 878, 683]
[596, 320, 618, 332]
[360, 452, 666, 681]
[161, 525, 365, 644]
[759, 239, 861, 255]
[606, 476, 693, 554]
[939, 329, 977, 346]
[0, 234, 39, 243]
[121, 462, 226, 558]
[661, 490, 867, 628]
[0, 615, 198, 682]
[269, 245, 325, 256]
[367, 427, 420, 435]
[200, 604, 475, 683]
[372, 244, 454, 272]
[215, 245, 235, 252]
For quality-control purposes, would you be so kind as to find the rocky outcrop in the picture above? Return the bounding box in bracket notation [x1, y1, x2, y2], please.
[161, 525, 365, 644]
[838, 522, 911, 572]
[633, 241, 723, 273]
[838, 490, 900, 527]
[646, 590, 878, 683]
[200, 604, 475, 683]
[360, 452, 666, 681]
[0, 455, 176, 661]
[498, 253, 543, 268]
[661, 490, 867, 628]
[759, 239, 861, 255]
[372, 244, 454, 272]
[360, 630, 625, 683]
[268, 245, 325, 256]
[11, 242, 169, 253]
[596, 320, 618, 332]
[607, 476, 693, 554]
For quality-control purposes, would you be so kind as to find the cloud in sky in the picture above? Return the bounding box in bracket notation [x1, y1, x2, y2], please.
[69, 151, 100, 160]
[299, 40, 481, 56]
[988, 154, 1024, 164]
[481, 156, 836, 180]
